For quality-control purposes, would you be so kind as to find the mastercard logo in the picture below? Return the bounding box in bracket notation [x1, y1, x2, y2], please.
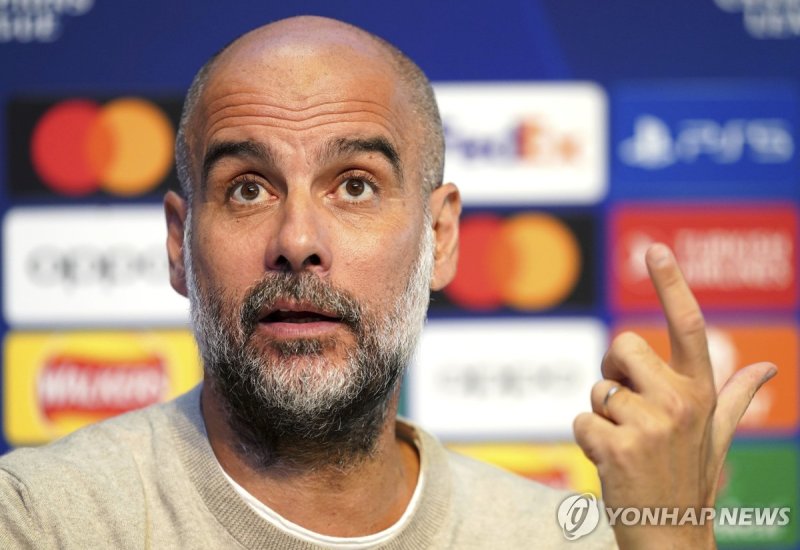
[445, 213, 583, 310]
[30, 98, 175, 197]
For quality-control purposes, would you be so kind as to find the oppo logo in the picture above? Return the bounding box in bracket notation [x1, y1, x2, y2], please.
[438, 361, 580, 398]
[26, 246, 167, 286]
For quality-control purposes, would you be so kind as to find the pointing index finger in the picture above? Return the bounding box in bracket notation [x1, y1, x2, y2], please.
[646, 243, 712, 380]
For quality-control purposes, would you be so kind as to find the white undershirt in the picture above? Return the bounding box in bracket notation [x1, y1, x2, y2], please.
[219, 461, 424, 549]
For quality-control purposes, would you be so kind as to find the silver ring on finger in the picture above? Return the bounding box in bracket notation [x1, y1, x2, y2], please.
[602, 384, 624, 417]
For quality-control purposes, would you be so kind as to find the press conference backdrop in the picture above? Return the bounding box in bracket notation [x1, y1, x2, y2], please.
[1, 1, 799, 546]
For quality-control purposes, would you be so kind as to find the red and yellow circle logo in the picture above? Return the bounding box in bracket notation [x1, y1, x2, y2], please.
[30, 98, 175, 197]
[446, 213, 582, 310]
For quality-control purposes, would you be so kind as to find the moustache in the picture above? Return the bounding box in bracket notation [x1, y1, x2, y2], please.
[238, 272, 363, 336]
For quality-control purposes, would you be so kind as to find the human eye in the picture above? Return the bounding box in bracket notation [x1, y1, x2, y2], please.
[334, 172, 378, 203]
[228, 177, 271, 204]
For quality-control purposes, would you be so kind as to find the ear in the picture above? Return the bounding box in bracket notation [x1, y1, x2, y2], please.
[164, 190, 189, 297]
[428, 182, 461, 291]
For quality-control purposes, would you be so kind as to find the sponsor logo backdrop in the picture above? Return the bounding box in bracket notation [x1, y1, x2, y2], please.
[2, 3, 798, 548]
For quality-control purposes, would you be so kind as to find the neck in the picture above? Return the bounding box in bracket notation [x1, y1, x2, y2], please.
[201, 381, 420, 537]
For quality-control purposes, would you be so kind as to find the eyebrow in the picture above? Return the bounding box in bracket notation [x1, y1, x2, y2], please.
[200, 135, 404, 191]
[319, 136, 403, 183]
[201, 139, 275, 190]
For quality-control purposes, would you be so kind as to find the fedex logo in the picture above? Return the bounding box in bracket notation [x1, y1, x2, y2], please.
[444, 118, 582, 165]
[434, 83, 607, 205]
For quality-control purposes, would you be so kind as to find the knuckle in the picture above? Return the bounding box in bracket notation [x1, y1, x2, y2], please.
[572, 413, 593, 438]
[678, 309, 706, 338]
[600, 358, 612, 380]
[611, 331, 646, 356]
[590, 382, 607, 405]
[614, 386, 632, 408]
[603, 333, 646, 379]
[573, 411, 590, 429]
[639, 415, 671, 442]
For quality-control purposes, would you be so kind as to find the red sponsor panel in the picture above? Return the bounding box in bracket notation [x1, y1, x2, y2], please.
[38, 354, 167, 421]
[610, 204, 798, 311]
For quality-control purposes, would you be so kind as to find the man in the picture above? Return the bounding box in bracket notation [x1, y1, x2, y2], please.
[0, 15, 774, 549]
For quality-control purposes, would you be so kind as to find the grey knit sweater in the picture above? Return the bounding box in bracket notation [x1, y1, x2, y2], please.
[0, 386, 616, 549]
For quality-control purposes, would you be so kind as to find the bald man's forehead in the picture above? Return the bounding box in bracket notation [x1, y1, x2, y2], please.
[199, 37, 413, 131]
[210, 46, 394, 102]
[184, 34, 424, 189]
[195, 17, 413, 125]
[214, 16, 392, 77]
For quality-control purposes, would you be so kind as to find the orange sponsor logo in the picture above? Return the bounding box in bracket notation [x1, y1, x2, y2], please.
[614, 323, 799, 432]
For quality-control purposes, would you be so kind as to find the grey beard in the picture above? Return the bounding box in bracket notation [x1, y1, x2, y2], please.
[184, 209, 434, 470]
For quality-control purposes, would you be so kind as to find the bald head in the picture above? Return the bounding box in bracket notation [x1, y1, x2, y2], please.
[175, 16, 444, 202]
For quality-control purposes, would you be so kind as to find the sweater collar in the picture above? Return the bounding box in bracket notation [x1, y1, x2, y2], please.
[168, 385, 451, 550]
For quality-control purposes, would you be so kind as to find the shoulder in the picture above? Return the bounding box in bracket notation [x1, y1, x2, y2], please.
[0, 390, 197, 547]
[0, 392, 176, 483]
[445, 448, 569, 518]
[446, 451, 616, 548]
[405, 420, 617, 549]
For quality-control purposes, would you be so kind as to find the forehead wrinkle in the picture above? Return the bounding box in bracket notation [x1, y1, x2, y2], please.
[205, 115, 403, 146]
[203, 102, 399, 137]
[203, 92, 397, 119]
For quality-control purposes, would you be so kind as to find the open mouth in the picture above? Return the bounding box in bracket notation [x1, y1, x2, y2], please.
[261, 309, 342, 324]
[253, 299, 354, 338]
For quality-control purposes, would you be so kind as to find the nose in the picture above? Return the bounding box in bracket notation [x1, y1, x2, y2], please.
[266, 191, 331, 274]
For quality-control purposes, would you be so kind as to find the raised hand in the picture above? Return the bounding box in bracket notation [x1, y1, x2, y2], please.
[573, 243, 777, 549]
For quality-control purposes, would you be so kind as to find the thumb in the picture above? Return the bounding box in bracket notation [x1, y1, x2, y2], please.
[707, 362, 777, 497]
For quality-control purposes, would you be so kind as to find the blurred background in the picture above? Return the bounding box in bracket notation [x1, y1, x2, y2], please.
[0, 1, 798, 546]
